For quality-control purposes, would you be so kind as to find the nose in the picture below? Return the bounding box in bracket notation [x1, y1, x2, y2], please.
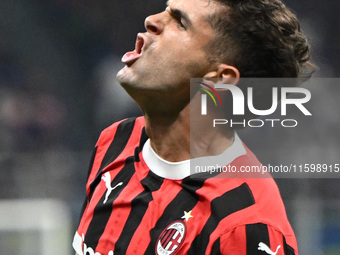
[144, 12, 164, 35]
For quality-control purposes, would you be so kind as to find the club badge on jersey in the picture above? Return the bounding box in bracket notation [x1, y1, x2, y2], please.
[155, 220, 187, 255]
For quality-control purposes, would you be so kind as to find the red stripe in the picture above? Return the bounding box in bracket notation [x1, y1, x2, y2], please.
[161, 229, 172, 247]
[159, 230, 169, 247]
[163, 229, 176, 248]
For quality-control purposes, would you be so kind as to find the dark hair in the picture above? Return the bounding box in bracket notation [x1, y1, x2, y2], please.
[207, 0, 315, 78]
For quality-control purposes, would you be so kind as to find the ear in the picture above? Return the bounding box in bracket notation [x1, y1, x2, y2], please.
[204, 64, 240, 86]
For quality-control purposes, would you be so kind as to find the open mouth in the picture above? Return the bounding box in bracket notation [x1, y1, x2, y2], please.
[121, 34, 145, 66]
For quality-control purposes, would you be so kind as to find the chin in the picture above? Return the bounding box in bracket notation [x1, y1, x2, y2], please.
[117, 73, 141, 93]
[116, 67, 134, 86]
[116, 65, 128, 81]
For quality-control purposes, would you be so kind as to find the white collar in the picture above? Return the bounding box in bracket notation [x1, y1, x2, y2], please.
[142, 133, 246, 180]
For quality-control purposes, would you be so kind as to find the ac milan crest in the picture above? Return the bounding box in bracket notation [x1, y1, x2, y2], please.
[155, 220, 186, 255]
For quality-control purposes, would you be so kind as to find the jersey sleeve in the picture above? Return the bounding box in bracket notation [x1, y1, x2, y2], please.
[76, 118, 130, 221]
[73, 118, 142, 253]
[219, 223, 298, 255]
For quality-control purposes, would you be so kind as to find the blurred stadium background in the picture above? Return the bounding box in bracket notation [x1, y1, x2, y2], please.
[0, 0, 339, 254]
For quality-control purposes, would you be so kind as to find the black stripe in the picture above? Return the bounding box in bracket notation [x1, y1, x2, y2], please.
[89, 118, 136, 199]
[134, 127, 148, 162]
[145, 176, 213, 254]
[79, 196, 88, 225]
[84, 156, 136, 249]
[100, 118, 136, 169]
[114, 170, 164, 254]
[188, 183, 255, 255]
[283, 235, 296, 255]
[79, 146, 98, 222]
[211, 238, 221, 255]
[87, 146, 98, 180]
[246, 223, 270, 255]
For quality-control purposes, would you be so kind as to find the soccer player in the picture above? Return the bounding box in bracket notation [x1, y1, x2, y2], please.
[73, 0, 314, 254]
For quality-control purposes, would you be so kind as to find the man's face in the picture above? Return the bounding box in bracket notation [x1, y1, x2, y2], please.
[117, 0, 220, 107]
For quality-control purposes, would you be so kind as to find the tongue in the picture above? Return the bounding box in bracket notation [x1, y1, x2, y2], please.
[122, 50, 141, 64]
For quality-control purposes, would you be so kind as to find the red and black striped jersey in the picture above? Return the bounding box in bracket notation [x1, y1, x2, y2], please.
[73, 117, 298, 255]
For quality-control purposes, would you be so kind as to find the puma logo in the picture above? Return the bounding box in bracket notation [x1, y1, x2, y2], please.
[101, 172, 123, 204]
[76, 233, 114, 255]
[258, 242, 281, 255]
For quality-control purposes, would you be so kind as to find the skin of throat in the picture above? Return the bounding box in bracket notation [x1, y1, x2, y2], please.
[144, 93, 235, 163]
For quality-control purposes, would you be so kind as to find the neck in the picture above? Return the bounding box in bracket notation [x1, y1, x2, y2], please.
[144, 105, 191, 162]
[144, 96, 234, 162]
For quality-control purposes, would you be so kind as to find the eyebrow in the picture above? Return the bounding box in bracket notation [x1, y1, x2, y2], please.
[166, 1, 193, 27]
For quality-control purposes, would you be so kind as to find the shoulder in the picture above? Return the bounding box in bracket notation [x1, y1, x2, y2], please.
[209, 177, 298, 254]
[219, 222, 297, 255]
[97, 116, 145, 146]
[200, 172, 297, 253]
[211, 177, 291, 233]
[86, 116, 146, 182]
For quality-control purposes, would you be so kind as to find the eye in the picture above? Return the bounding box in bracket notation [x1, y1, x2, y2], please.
[167, 8, 187, 30]
[175, 17, 186, 30]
